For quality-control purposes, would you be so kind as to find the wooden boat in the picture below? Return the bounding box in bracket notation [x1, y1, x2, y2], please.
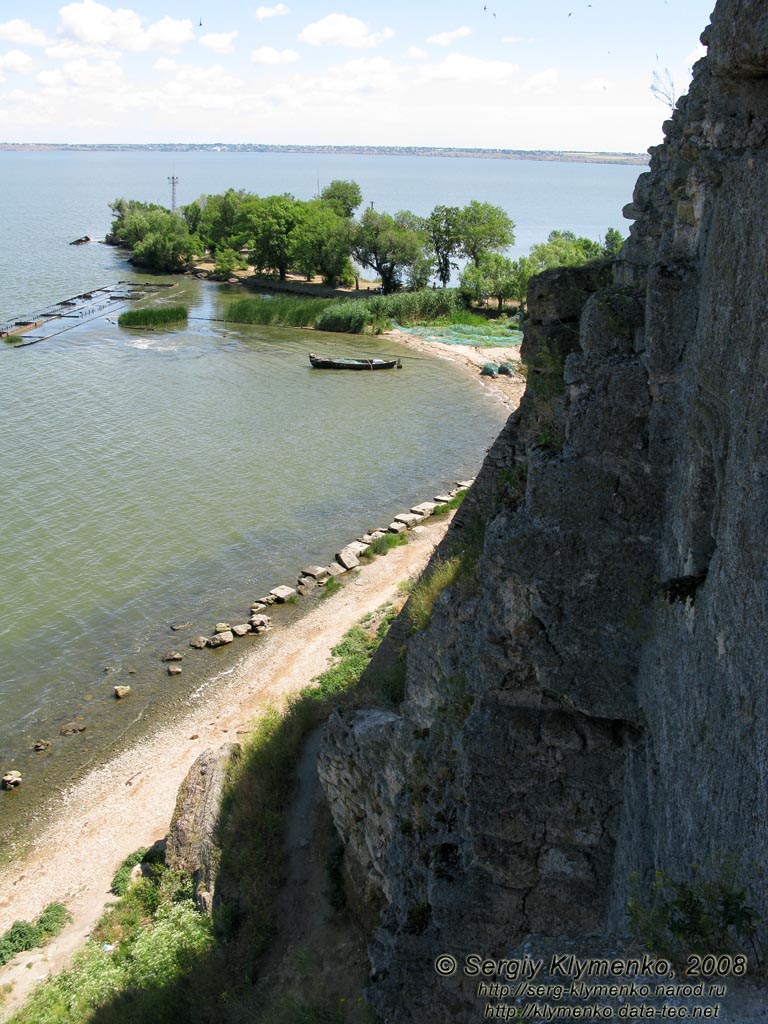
[309, 352, 402, 371]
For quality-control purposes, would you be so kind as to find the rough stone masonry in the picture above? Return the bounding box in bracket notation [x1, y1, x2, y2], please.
[318, 2, 768, 1020]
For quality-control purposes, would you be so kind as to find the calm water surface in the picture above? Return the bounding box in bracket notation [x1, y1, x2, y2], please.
[0, 152, 643, 835]
[0, 275, 509, 832]
[0, 150, 642, 318]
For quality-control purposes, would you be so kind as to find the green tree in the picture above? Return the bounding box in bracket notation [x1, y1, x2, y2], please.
[211, 247, 248, 281]
[289, 201, 354, 286]
[457, 200, 515, 266]
[351, 209, 427, 294]
[530, 229, 603, 269]
[603, 227, 624, 256]
[426, 205, 462, 287]
[239, 194, 302, 280]
[198, 189, 249, 253]
[130, 213, 203, 272]
[459, 253, 518, 311]
[320, 179, 363, 218]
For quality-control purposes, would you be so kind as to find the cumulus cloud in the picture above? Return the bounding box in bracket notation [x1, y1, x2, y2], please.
[406, 46, 427, 59]
[57, 0, 194, 53]
[200, 31, 238, 54]
[37, 58, 125, 90]
[153, 57, 177, 72]
[45, 40, 118, 59]
[299, 14, 393, 49]
[255, 3, 290, 20]
[426, 26, 472, 47]
[0, 49, 34, 74]
[419, 53, 519, 85]
[251, 46, 299, 64]
[0, 19, 48, 46]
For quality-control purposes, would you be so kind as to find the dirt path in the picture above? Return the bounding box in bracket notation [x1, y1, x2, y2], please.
[0, 518, 450, 1020]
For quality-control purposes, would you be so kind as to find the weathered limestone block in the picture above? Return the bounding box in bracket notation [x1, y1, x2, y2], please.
[114, 685, 131, 698]
[189, 635, 208, 649]
[208, 630, 233, 647]
[231, 623, 251, 637]
[394, 512, 422, 527]
[166, 744, 239, 913]
[301, 565, 329, 582]
[270, 585, 296, 602]
[335, 546, 360, 570]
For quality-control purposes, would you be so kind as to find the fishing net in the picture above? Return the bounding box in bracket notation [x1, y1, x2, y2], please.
[393, 322, 523, 348]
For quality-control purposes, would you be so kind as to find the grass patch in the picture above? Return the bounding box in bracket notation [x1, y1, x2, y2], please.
[0, 903, 72, 968]
[118, 305, 188, 328]
[367, 532, 408, 556]
[226, 296, 334, 328]
[432, 488, 467, 516]
[321, 575, 341, 599]
[407, 522, 484, 632]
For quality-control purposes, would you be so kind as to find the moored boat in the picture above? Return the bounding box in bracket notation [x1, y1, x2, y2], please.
[309, 352, 402, 370]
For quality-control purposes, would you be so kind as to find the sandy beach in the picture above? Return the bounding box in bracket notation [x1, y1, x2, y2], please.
[0, 515, 454, 1018]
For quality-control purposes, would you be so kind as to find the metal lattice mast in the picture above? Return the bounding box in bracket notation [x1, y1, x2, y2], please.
[168, 175, 179, 213]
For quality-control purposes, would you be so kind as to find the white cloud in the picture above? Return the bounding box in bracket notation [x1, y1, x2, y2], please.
[520, 68, 559, 94]
[57, 0, 194, 53]
[200, 31, 238, 55]
[426, 26, 472, 47]
[327, 56, 402, 92]
[0, 19, 48, 47]
[255, 3, 290, 20]
[47, 41, 115, 59]
[0, 49, 34, 74]
[686, 43, 707, 65]
[251, 46, 299, 64]
[502, 34, 535, 45]
[419, 53, 519, 85]
[153, 57, 177, 72]
[407, 46, 427, 59]
[38, 58, 125, 90]
[299, 14, 393, 49]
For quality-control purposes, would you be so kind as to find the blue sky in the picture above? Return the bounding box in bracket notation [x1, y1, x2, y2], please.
[0, 1, 715, 149]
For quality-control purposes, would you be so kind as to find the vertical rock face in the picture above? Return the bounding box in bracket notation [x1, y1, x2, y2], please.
[318, 3, 768, 1020]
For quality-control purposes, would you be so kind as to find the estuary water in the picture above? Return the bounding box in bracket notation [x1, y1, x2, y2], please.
[0, 151, 643, 833]
[0, 149, 643, 319]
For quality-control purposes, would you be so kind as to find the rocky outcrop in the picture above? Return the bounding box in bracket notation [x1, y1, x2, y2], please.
[318, 3, 768, 1021]
[166, 744, 239, 913]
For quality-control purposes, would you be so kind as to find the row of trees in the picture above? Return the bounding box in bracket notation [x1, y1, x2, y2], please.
[108, 181, 517, 292]
[108, 180, 622, 304]
[459, 228, 623, 311]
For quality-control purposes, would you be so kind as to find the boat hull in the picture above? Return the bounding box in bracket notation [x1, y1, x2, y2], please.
[309, 353, 401, 370]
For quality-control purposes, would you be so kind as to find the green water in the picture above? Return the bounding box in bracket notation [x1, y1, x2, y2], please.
[0, 277, 508, 833]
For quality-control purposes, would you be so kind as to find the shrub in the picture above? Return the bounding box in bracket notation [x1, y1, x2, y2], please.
[407, 557, 463, 632]
[432, 488, 467, 516]
[118, 306, 188, 328]
[111, 847, 149, 896]
[0, 903, 72, 968]
[368, 532, 408, 555]
[628, 862, 764, 967]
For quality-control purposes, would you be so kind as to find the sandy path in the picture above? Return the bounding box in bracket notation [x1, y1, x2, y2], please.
[0, 518, 450, 1019]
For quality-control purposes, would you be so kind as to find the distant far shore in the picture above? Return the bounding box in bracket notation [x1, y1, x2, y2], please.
[0, 142, 649, 166]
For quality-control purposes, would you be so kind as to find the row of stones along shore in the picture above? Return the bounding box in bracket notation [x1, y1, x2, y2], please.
[2, 481, 473, 787]
[172, 479, 473, 659]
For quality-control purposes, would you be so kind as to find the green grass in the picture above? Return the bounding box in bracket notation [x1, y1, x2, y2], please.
[225, 296, 334, 328]
[320, 575, 342, 599]
[118, 305, 188, 328]
[431, 488, 468, 516]
[226, 288, 470, 336]
[0, 903, 72, 968]
[407, 523, 485, 632]
[367, 532, 408, 555]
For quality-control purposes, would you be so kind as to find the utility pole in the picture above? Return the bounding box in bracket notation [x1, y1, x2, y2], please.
[168, 175, 179, 213]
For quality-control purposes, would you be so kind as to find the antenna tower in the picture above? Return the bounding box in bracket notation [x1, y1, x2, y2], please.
[168, 175, 179, 213]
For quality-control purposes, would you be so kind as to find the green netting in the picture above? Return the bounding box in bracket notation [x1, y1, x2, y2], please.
[393, 322, 523, 348]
